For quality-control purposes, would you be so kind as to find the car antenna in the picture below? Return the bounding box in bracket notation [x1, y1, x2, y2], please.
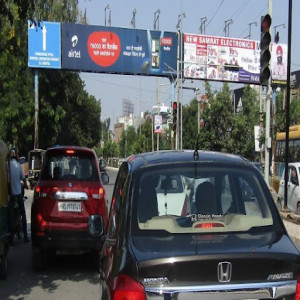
[194, 135, 199, 161]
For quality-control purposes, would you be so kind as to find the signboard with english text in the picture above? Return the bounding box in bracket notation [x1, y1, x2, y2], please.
[61, 23, 177, 77]
[28, 21, 61, 69]
[183, 33, 261, 84]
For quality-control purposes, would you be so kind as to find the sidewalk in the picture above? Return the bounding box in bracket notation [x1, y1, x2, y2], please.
[270, 187, 300, 249]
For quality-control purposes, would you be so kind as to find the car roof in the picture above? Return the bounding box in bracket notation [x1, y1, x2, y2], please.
[125, 150, 251, 172]
[46, 146, 96, 156]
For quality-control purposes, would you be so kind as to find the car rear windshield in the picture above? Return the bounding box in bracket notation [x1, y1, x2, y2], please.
[41, 151, 99, 181]
[134, 164, 274, 234]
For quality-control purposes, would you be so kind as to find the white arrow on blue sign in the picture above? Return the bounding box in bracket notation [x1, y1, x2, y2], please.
[28, 21, 61, 69]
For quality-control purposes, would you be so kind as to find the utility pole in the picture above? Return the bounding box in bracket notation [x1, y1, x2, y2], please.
[284, 0, 293, 209]
[34, 69, 39, 149]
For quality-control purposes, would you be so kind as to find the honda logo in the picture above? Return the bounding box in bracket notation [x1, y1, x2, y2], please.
[218, 262, 232, 283]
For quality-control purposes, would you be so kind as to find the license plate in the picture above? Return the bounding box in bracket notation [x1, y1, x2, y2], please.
[58, 202, 81, 212]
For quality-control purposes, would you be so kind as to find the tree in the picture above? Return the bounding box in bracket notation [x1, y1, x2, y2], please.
[0, 0, 102, 156]
[188, 83, 260, 160]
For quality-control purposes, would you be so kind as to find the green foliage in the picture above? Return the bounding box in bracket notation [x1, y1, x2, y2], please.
[0, 0, 101, 157]
[184, 83, 260, 160]
[275, 91, 300, 134]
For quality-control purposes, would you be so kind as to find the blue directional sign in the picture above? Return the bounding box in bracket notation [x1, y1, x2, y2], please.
[28, 21, 61, 69]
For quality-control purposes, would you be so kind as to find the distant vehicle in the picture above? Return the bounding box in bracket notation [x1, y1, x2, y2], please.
[31, 146, 109, 270]
[0, 141, 10, 279]
[100, 150, 300, 299]
[99, 158, 106, 173]
[273, 125, 300, 192]
[278, 162, 300, 215]
[28, 149, 46, 190]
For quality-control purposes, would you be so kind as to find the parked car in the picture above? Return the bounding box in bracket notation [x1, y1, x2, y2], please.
[100, 150, 300, 299]
[278, 162, 300, 215]
[31, 146, 109, 270]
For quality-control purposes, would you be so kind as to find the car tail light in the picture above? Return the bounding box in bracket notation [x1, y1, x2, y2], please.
[66, 149, 75, 154]
[295, 276, 300, 300]
[194, 222, 225, 229]
[91, 187, 104, 200]
[35, 186, 48, 198]
[112, 274, 146, 300]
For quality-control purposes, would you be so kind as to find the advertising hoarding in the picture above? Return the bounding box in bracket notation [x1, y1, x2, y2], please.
[183, 33, 261, 84]
[61, 23, 177, 78]
[271, 43, 287, 85]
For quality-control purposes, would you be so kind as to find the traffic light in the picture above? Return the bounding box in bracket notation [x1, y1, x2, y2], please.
[260, 14, 272, 85]
[172, 101, 177, 132]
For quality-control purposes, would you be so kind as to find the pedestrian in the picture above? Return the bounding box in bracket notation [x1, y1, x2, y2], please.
[8, 147, 29, 243]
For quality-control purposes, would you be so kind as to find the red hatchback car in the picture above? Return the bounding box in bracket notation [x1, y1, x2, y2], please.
[31, 146, 109, 270]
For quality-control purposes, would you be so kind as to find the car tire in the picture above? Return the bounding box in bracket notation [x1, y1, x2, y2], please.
[0, 254, 8, 280]
[32, 247, 46, 271]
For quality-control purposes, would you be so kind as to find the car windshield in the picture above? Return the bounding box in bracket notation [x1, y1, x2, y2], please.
[134, 164, 273, 234]
[41, 152, 99, 181]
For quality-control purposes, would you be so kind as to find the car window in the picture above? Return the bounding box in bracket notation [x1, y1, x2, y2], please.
[107, 163, 128, 239]
[290, 166, 299, 185]
[134, 164, 273, 234]
[41, 152, 99, 181]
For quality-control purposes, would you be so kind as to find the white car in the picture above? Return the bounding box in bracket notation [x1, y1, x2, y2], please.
[278, 162, 300, 215]
[156, 175, 188, 216]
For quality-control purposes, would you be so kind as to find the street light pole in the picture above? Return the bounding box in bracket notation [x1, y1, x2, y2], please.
[284, 0, 293, 209]
[248, 21, 257, 39]
[104, 4, 109, 26]
[224, 19, 233, 37]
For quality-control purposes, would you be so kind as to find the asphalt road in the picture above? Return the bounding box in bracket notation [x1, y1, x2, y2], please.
[0, 168, 117, 300]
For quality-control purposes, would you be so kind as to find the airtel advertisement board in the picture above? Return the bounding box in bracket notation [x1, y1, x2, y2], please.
[183, 33, 261, 84]
[61, 23, 177, 77]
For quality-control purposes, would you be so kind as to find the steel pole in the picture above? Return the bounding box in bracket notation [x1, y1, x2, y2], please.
[34, 69, 39, 149]
[284, 0, 293, 209]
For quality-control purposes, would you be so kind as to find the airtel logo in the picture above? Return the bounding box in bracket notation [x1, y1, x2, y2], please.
[161, 37, 172, 46]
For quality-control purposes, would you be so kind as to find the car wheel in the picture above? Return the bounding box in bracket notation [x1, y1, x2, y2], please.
[0, 254, 8, 279]
[32, 247, 46, 271]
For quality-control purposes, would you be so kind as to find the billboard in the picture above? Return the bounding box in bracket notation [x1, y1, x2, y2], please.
[61, 23, 177, 77]
[183, 33, 261, 84]
[271, 43, 287, 85]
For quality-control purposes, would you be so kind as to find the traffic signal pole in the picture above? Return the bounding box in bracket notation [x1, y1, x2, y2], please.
[260, 4, 272, 185]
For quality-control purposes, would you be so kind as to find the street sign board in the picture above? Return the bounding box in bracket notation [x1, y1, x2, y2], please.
[28, 21, 61, 69]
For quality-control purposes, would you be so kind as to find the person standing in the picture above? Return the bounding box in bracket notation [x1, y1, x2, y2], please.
[8, 147, 29, 243]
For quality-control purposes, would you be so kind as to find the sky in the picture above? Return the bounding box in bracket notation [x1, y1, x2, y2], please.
[77, 0, 299, 128]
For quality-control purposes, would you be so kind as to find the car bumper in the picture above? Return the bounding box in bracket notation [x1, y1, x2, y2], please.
[32, 230, 103, 252]
[145, 280, 297, 299]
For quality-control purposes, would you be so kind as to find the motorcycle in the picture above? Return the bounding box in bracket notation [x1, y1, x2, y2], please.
[9, 182, 27, 244]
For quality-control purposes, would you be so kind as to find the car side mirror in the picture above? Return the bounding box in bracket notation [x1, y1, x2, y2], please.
[101, 172, 109, 184]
